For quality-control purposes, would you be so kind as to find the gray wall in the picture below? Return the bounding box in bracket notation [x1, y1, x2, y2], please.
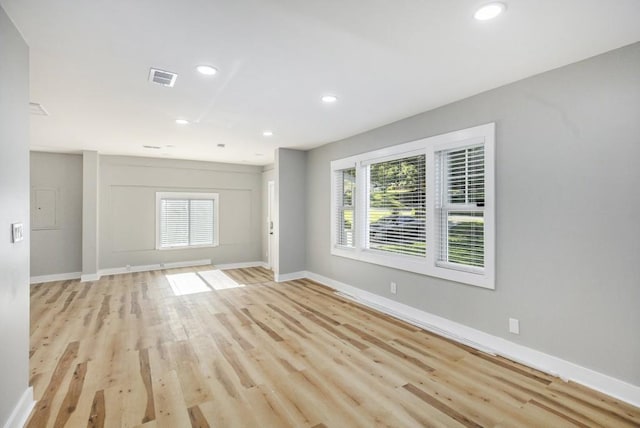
[30, 152, 82, 276]
[0, 6, 31, 426]
[305, 43, 640, 384]
[99, 155, 263, 269]
[276, 148, 307, 275]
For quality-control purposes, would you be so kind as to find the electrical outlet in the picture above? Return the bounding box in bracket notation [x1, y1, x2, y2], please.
[509, 318, 520, 335]
[390, 282, 397, 294]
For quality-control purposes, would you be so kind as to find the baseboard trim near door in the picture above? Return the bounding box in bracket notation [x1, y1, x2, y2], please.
[215, 261, 269, 270]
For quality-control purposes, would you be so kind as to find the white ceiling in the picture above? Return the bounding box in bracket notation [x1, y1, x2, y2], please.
[2, 0, 640, 165]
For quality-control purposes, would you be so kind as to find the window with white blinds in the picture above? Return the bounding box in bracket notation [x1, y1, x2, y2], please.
[330, 123, 495, 289]
[334, 168, 356, 247]
[368, 155, 426, 256]
[435, 145, 485, 272]
[156, 192, 219, 249]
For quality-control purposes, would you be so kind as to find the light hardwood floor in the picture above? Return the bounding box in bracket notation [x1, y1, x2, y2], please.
[27, 266, 640, 427]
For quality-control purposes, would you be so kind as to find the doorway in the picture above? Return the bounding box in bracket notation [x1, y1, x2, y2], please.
[267, 180, 275, 270]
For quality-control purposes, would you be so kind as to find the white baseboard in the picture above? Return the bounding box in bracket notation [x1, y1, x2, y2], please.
[303, 271, 640, 408]
[98, 259, 212, 278]
[3, 387, 34, 428]
[80, 273, 100, 282]
[275, 270, 307, 282]
[215, 261, 268, 270]
[30, 272, 81, 284]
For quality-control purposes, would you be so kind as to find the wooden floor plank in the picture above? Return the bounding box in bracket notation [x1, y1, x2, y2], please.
[27, 265, 640, 427]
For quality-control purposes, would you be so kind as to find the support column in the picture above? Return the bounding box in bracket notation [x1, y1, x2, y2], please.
[81, 151, 100, 281]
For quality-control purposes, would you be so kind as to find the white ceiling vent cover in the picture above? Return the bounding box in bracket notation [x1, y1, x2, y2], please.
[30, 102, 49, 116]
[148, 68, 177, 87]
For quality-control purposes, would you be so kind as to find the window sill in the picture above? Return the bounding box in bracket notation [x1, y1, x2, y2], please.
[157, 243, 219, 251]
[331, 245, 493, 289]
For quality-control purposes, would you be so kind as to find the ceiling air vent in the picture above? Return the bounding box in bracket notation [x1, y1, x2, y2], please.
[29, 102, 49, 116]
[148, 68, 178, 87]
[143, 145, 161, 149]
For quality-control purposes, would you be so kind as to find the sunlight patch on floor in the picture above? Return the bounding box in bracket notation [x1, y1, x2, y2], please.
[197, 269, 245, 290]
[166, 273, 212, 296]
[166, 270, 244, 296]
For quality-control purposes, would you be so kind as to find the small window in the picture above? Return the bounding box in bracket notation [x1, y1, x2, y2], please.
[334, 167, 356, 247]
[436, 145, 485, 272]
[156, 192, 219, 249]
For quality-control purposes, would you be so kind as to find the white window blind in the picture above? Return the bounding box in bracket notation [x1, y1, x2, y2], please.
[334, 168, 356, 247]
[157, 193, 218, 249]
[160, 199, 189, 248]
[436, 145, 485, 270]
[368, 154, 426, 256]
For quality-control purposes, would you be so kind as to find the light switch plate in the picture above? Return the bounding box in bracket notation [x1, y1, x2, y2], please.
[12, 223, 24, 243]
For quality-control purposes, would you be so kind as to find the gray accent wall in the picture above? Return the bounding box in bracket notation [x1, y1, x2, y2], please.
[30, 152, 83, 276]
[98, 155, 263, 268]
[0, 5, 31, 426]
[276, 148, 307, 275]
[305, 43, 640, 384]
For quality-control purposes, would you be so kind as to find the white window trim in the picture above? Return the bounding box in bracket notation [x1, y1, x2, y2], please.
[155, 192, 220, 250]
[330, 123, 495, 289]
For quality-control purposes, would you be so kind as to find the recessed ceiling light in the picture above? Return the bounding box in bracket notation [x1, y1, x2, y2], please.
[474, 2, 506, 20]
[196, 65, 218, 76]
[321, 95, 338, 103]
[255, 153, 264, 156]
[263, 130, 273, 137]
[175, 119, 189, 125]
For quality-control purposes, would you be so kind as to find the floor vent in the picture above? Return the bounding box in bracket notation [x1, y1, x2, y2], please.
[148, 68, 177, 87]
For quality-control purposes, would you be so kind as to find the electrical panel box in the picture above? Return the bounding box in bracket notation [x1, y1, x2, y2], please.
[32, 187, 59, 229]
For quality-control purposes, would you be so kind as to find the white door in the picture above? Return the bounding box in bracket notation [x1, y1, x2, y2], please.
[267, 180, 275, 270]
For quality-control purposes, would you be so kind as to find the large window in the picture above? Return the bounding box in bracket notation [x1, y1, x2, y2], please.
[156, 192, 219, 249]
[330, 123, 495, 289]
